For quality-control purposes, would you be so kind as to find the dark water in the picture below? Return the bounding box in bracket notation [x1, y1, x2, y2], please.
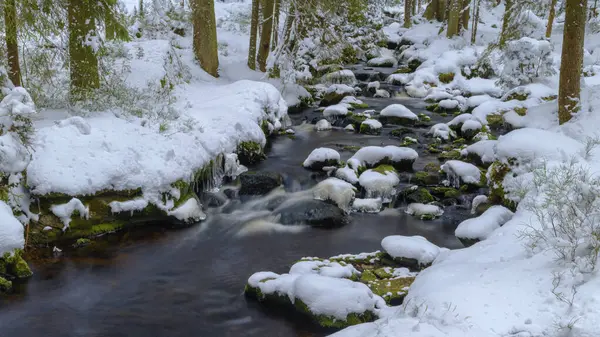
[0, 88, 468, 337]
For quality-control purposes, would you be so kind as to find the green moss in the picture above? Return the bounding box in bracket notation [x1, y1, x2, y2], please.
[504, 91, 529, 102]
[360, 269, 378, 282]
[453, 138, 466, 146]
[236, 141, 266, 165]
[437, 149, 462, 161]
[488, 161, 513, 208]
[418, 113, 431, 122]
[349, 102, 369, 109]
[394, 66, 413, 74]
[3, 250, 33, 279]
[406, 188, 435, 204]
[408, 59, 423, 71]
[261, 120, 271, 137]
[74, 238, 91, 247]
[0, 276, 12, 292]
[390, 127, 413, 138]
[360, 122, 382, 135]
[424, 162, 440, 172]
[364, 276, 415, 305]
[514, 107, 527, 116]
[438, 72, 455, 84]
[486, 114, 503, 129]
[414, 171, 438, 186]
[541, 95, 558, 101]
[372, 165, 397, 175]
[294, 298, 376, 328]
[429, 187, 461, 199]
[400, 137, 418, 146]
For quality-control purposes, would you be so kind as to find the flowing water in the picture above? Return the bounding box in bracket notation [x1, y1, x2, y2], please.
[0, 71, 472, 337]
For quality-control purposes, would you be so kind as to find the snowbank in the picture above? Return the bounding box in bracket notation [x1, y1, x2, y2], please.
[381, 235, 442, 267]
[455, 205, 514, 241]
[0, 201, 25, 255]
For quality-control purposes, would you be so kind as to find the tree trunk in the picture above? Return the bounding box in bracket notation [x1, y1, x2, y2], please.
[593, 0, 598, 18]
[192, 0, 219, 77]
[459, 0, 470, 31]
[558, 0, 587, 124]
[499, 0, 513, 47]
[4, 0, 21, 87]
[545, 0, 558, 38]
[68, 0, 100, 99]
[404, 0, 412, 28]
[271, 0, 281, 51]
[139, 0, 144, 17]
[446, 0, 461, 37]
[257, 0, 274, 72]
[412, 0, 417, 15]
[424, 0, 437, 20]
[248, 0, 259, 69]
[470, 0, 480, 44]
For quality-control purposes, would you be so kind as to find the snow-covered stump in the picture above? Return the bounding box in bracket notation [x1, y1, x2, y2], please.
[379, 104, 419, 126]
[455, 206, 514, 247]
[303, 148, 341, 171]
[350, 146, 419, 172]
[381, 235, 443, 270]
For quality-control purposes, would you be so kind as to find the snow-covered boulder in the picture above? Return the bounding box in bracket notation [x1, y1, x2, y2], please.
[303, 148, 341, 170]
[340, 96, 368, 109]
[359, 167, 399, 202]
[405, 84, 429, 98]
[344, 123, 355, 132]
[380, 104, 419, 126]
[470, 195, 490, 215]
[461, 140, 497, 166]
[351, 198, 383, 213]
[447, 113, 476, 131]
[313, 178, 356, 212]
[381, 235, 442, 269]
[315, 119, 332, 131]
[460, 119, 483, 139]
[321, 84, 356, 106]
[441, 160, 484, 188]
[323, 104, 350, 117]
[359, 119, 383, 135]
[321, 69, 357, 86]
[350, 146, 418, 171]
[455, 206, 514, 247]
[0, 201, 25, 256]
[405, 203, 444, 220]
[335, 166, 359, 185]
[245, 272, 379, 328]
[374, 89, 391, 98]
[367, 56, 397, 68]
[428, 123, 456, 142]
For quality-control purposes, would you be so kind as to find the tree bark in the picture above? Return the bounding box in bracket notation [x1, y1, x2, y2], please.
[192, 0, 219, 77]
[545, 0, 558, 38]
[404, 0, 412, 28]
[4, 0, 21, 87]
[446, 0, 461, 37]
[558, 0, 587, 124]
[271, 0, 281, 51]
[68, 0, 100, 99]
[257, 0, 274, 72]
[459, 0, 470, 31]
[470, 0, 480, 44]
[248, 0, 259, 69]
[499, 0, 513, 47]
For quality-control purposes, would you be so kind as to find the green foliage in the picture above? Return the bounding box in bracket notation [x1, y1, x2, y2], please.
[438, 72, 455, 84]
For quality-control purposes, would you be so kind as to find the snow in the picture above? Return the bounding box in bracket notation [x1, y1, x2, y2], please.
[470, 195, 489, 214]
[358, 169, 399, 201]
[340, 96, 364, 106]
[461, 119, 483, 133]
[335, 166, 359, 185]
[441, 160, 482, 186]
[289, 259, 360, 279]
[429, 123, 456, 141]
[313, 178, 356, 212]
[325, 84, 356, 96]
[461, 140, 497, 164]
[350, 146, 418, 168]
[367, 56, 397, 67]
[455, 206, 514, 241]
[405, 203, 444, 218]
[380, 104, 418, 120]
[324, 104, 350, 117]
[167, 198, 206, 223]
[50, 198, 90, 230]
[303, 148, 340, 168]
[344, 123, 355, 132]
[447, 113, 476, 128]
[381, 235, 441, 266]
[0, 87, 37, 173]
[374, 89, 391, 98]
[315, 119, 332, 131]
[361, 119, 382, 130]
[351, 198, 383, 213]
[0, 201, 25, 255]
[109, 198, 149, 215]
[438, 99, 459, 110]
[28, 80, 288, 197]
[495, 128, 584, 163]
[322, 70, 357, 85]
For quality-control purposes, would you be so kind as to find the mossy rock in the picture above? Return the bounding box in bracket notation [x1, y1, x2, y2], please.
[429, 187, 461, 199]
[359, 123, 382, 135]
[418, 113, 431, 122]
[400, 137, 418, 146]
[321, 91, 352, 106]
[503, 91, 529, 102]
[0, 276, 12, 292]
[383, 253, 431, 270]
[349, 102, 369, 109]
[379, 116, 417, 126]
[1, 250, 33, 279]
[405, 187, 435, 204]
[74, 238, 91, 248]
[394, 66, 413, 74]
[390, 128, 414, 138]
[237, 141, 266, 166]
[437, 149, 462, 161]
[514, 107, 527, 116]
[438, 72, 455, 84]
[487, 161, 516, 210]
[407, 59, 423, 71]
[414, 171, 439, 186]
[486, 114, 504, 129]
[363, 274, 415, 306]
[423, 162, 440, 173]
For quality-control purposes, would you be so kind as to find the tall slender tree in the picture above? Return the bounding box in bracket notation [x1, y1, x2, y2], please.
[404, 0, 413, 28]
[248, 0, 259, 69]
[257, 0, 275, 72]
[271, 0, 281, 51]
[545, 0, 558, 38]
[68, 0, 100, 98]
[446, 0, 461, 37]
[459, 0, 470, 31]
[499, 0, 514, 47]
[470, 0, 481, 44]
[558, 0, 587, 124]
[4, 0, 21, 86]
[192, 0, 219, 77]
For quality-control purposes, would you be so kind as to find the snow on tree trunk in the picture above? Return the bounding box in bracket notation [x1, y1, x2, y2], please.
[4, 0, 21, 87]
[404, 0, 413, 28]
[545, 0, 558, 38]
[558, 0, 587, 124]
[499, 0, 513, 47]
[68, 0, 100, 99]
[471, 0, 480, 44]
[257, 0, 275, 72]
[248, 0, 259, 70]
[192, 0, 219, 77]
[459, 0, 470, 31]
[424, 0, 446, 21]
[271, 0, 281, 51]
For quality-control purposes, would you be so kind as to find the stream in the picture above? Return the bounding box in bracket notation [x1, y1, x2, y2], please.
[0, 66, 473, 337]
